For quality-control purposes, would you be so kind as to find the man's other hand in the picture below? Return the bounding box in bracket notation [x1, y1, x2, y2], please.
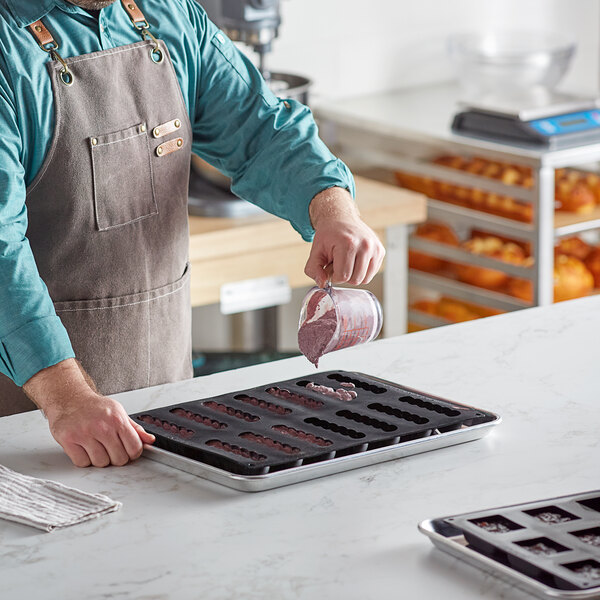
[23, 358, 155, 467]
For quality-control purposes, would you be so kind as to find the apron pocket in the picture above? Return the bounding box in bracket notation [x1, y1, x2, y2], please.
[54, 264, 192, 396]
[90, 123, 158, 231]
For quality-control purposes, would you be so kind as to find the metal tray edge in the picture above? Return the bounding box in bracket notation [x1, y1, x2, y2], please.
[142, 414, 500, 492]
[418, 519, 600, 600]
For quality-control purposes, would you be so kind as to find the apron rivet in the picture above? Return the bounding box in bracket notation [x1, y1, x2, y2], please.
[128, 3, 134, 9]
[140, 124, 146, 133]
[91, 138, 98, 146]
[34, 25, 42, 33]
[156, 146, 163, 156]
[177, 139, 183, 147]
[153, 127, 160, 138]
[174, 120, 181, 128]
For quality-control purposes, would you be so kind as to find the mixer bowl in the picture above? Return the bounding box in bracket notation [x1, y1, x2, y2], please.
[448, 31, 576, 98]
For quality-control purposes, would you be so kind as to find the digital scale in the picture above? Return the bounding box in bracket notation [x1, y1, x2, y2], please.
[452, 92, 600, 149]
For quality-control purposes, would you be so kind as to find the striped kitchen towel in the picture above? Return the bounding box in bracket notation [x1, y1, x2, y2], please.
[0, 464, 121, 532]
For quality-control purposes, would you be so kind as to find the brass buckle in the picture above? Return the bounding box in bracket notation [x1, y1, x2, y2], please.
[36, 36, 74, 86]
[141, 27, 163, 64]
[38, 39, 59, 53]
[50, 49, 74, 86]
[131, 18, 150, 31]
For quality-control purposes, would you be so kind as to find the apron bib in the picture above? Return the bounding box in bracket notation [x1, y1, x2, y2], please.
[0, 1, 193, 416]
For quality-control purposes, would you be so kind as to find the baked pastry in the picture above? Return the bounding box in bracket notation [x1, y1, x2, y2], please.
[433, 155, 466, 170]
[555, 179, 595, 214]
[584, 172, 600, 203]
[506, 278, 533, 302]
[500, 166, 521, 186]
[506, 255, 594, 302]
[555, 236, 593, 261]
[481, 161, 502, 180]
[394, 171, 435, 197]
[410, 299, 438, 315]
[470, 229, 531, 256]
[554, 254, 594, 302]
[454, 236, 527, 289]
[463, 157, 488, 175]
[435, 297, 479, 323]
[509, 199, 533, 223]
[410, 295, 502, 324]
[584, 247, 600, 288]
[409, 222, 460, 273]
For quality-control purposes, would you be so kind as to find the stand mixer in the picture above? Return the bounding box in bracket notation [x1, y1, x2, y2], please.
[200, 0, 280, 81]
[189, 0, 311, 218]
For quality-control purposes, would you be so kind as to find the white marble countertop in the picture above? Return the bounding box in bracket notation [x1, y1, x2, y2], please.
[1, 298, 599, 600]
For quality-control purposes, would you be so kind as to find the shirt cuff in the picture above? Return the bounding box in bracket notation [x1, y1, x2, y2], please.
[292, 159, 357, 243]
[0, 316, 75, 387]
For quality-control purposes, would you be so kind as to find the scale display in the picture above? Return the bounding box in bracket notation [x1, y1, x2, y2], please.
[452, 107, 600, 149]
[529, 109, 600, 135]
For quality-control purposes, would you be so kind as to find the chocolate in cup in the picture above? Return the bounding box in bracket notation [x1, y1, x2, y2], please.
[297, 286, 383, 367]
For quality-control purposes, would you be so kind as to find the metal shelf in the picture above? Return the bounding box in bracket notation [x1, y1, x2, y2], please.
[407, 310, 452, 329]
[408, 271, 531, 312]
[409, 237, 534, 279]
[430, 198, 600, 238]
[554, 206, 600, 237]
[426, 199, 535, 240]
[358, 163, 600, 239]
[347, 149, 536, 203]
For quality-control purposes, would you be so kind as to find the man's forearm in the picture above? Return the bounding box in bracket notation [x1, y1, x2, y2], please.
[23, 358, 97, 418]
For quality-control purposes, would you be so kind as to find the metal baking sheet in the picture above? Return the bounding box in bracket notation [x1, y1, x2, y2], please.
[419, 492, 600, 600]
[132, 371, 499, 483]
[142, 413, 500, 492]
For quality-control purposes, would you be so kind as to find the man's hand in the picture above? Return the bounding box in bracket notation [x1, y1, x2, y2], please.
[23, 358, 155, 467]
[305, 187, 385, 288]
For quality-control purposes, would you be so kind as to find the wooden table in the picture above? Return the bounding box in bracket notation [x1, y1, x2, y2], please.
[188, 175, 426, 336]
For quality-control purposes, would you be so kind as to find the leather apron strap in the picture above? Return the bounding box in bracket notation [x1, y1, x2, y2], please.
[28, 0, 150, 45]
[27, 0, 163, 85]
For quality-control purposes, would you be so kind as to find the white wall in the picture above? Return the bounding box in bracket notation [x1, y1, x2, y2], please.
[261, 0, 600, 100]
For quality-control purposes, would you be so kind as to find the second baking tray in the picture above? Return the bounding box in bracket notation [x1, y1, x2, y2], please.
[133, 370, 500, 491]
[419, 491, 600, 599]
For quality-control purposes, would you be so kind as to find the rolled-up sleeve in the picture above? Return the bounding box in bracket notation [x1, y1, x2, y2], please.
[188, 6, 355, 242]
[0, 65, 74, 387]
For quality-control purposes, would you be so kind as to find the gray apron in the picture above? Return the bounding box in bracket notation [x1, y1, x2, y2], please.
[0, 0, 193, 416]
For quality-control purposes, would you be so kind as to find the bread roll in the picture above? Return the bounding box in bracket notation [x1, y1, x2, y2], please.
[584, 247, 600, 288]
[409, 222, 460, 273]
[454, 236, 526, 289]
[554, 254, 594, 302]
[555, 180, 595, 214]
[555, 236, 593, 261]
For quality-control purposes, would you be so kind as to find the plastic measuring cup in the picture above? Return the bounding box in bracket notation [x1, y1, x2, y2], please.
[297, 285, 383, 367]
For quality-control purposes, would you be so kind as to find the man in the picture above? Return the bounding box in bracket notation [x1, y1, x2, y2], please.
[0, 0, 384, 467]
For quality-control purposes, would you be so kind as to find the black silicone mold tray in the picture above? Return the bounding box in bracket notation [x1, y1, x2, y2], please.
[130, 371, 495, 476]
[436, 491, 600, 594]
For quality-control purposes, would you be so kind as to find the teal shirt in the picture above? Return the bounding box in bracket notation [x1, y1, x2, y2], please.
[0, 0, 355, 387]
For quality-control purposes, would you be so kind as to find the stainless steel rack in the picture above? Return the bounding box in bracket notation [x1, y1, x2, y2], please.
[315, 83, 600, 330]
